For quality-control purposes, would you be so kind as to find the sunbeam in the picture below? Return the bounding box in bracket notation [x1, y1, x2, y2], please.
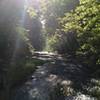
[11, 0, 29, 64]
[21, 0, 28, 26]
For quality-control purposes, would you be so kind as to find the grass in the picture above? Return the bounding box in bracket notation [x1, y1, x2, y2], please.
[6, 58, 48, 88]
[0, 57, 49, 100]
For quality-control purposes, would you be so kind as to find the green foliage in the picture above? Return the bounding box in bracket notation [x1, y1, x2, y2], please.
[46, 31, 79, 54]
[32, 58, 49, 66]
[16, 27, 34, 56]
[85, 79, 100, 99]
[27, 7, 37, 18]
[40, 0, 79, 53]
[40, 0, 79, 35]
[49, 82, 75, 100]
[49, 83, 65, 100]
[0, 1, 35, 99]
[23, 0, 45, 51]
[7, 60, 36, 87]
[61, 0, 100, 65]
[46, 34, 60, 52]
[5, 57, 48, 88]
[24, 14, 44, 51]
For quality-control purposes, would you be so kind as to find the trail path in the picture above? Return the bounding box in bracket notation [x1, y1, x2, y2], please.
[12, 52, 96, 100]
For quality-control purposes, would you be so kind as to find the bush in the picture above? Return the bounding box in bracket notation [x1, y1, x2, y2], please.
[45, 34, 59, 52]
[46, 31, 79, 54]
[7, 60, 36, 87]
[86, 79, 100, 99]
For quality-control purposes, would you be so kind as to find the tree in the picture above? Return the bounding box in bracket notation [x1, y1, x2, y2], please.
[24, 12, 43, 51]
[0, 1, 34, 99]
[23, 1, 45, 51]
[40, 0, 79, 36]
[40, 0, 79, 52]
[62, 0, 100, 65]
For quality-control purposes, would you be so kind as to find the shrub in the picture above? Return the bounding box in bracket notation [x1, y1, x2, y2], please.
[7, 60, 36, 87]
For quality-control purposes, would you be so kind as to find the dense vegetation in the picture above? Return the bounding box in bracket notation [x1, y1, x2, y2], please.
[62, 0, 100, 66]
[41, 0, 100, 98]
[43, 0, 100, 69]
[0, 0, 100, 100]
[0, 0, 44, 100]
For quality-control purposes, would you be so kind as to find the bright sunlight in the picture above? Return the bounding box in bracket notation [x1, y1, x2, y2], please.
[0, 0, 100, 100]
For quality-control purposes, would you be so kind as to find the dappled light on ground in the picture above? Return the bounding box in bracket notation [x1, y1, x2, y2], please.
[0, 0, 99, 100]
[12, 52, 96, 100]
